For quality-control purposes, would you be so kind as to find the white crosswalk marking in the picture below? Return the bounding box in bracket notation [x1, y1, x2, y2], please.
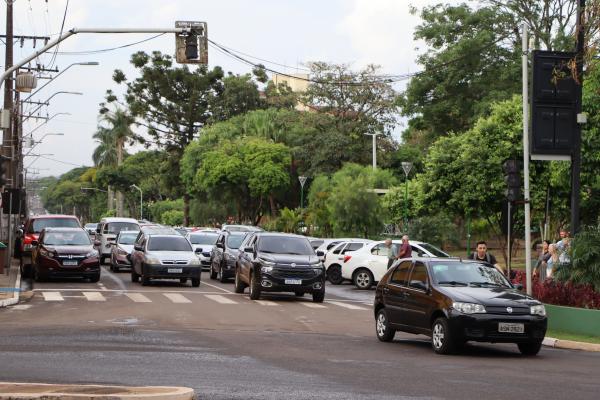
[163, 293, 192, 303]
[327, 301, 367, 310]
[83, 292, 106, 302]
[125, 293, 152, 303]
[42, 292, 64, 301]
[255, 300, 278, 306]
[301, 302, 327, 309]
[205, 294, 237, 304]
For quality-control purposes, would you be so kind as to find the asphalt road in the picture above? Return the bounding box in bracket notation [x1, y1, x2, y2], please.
[1, 266, 599, 400]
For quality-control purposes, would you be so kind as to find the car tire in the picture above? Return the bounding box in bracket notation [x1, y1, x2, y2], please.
[141, 265, 150, 286]
[131, 267, 140, 283]
[218, 264, 228, 283]
[209, 264, 217, 280]
[89, 273, 100, 283]
[375, 308, 396, 342]
[191, 277, 200, 287]
[249, 271, 261, 300]
[353, 268, 374, 290]
[312, 288, 325, 303]
[110, 263, 119, 272]
[234, 267, 245, 294]
[431, 317, 457, 355]
[327, 264, 344, 285]
[518, 341, 543, 356]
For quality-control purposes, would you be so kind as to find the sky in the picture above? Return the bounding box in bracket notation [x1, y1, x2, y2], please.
[1, 0, 441, 178]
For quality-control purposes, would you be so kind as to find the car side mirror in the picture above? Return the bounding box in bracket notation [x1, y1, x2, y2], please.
[514, 283, 524, 291]
[316, 250, 324, 257]
[96, 227, 101, 234]
[244, 246, 254, 253]
[94, 240, 101, 247]
[216, 243, 224, 249]
[134, 244, 144, 252]
[31, 240, 39, 247]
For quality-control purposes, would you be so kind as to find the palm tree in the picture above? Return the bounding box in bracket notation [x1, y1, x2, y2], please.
[92, 108, 134, 216]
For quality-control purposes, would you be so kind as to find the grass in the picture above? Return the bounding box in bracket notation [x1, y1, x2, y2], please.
[546, 330, 600, 344]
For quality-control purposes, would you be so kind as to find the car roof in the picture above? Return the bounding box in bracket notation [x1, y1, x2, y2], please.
[100, 217, 139, 223]
[43, 227, 86, 232]
[119, 230, 139, 234]
[257, 232, 310, 240]
[147, 234, 188, 239]
[29, 214, 78, 220]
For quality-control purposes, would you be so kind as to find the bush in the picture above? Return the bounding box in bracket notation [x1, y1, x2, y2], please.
[406, 213, 460, 249]
[161, 210, 184, 226]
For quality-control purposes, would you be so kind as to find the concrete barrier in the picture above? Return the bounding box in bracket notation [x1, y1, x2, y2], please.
[0, 383, 194, 400]
[545, 304, 600, 337]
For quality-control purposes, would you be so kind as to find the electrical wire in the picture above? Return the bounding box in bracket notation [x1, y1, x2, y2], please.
[48, 0, 69, 68]
[213, 41, 311, 72]
[55, 33, 166, 55]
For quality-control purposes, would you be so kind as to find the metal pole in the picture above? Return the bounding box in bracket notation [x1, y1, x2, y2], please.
[404, 176, 408, 226]
[466, 213, 471, 258]
[522, 23, 533, 295]
[300, 186, 304, 209]
[507, 201, 511, 277]
[372, 134, 377, 170]
[571, 0, 585, 235]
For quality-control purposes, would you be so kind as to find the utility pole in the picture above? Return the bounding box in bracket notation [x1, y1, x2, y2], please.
[571, 0, 585, 235]
[364, 133, 381, 170]
[2, 0, 14, 186]
[522, 23, 532, 295]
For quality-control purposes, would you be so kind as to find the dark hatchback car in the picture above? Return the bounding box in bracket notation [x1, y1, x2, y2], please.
[374, 258, 547, 355]
[210, 231, 247, 282]
[31, 227, 101, 282]
[235, 232, 326, 302]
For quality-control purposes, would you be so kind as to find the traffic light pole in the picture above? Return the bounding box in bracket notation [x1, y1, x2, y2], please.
[571, 0, 585, 235]
[521, 23, 533, 295]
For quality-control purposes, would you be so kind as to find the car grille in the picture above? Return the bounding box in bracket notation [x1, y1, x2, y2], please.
[161, 260, 188, 265]
[271, 268, 316, 279]
[57, 255, 86, 266]
[277, 262, 311, 268]
[485, 306, 530, 315]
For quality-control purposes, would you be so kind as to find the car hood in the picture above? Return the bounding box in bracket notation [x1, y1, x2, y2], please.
[436, 286, 541, 306]
[118, 244, 134, 254]
[191, 244, 215, 253]
[45, 245, 94, 255]
[258, 253, 319, 265]
[147, 251, 197, 261]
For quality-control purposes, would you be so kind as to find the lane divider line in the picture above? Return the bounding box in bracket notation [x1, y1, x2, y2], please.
[83, 292, 106, 302]
[327, 301, 368, 310]
[125, 293, 152, 303]
[42, 292, 64, 301]
[205, 294, 238, 304]
[163, 293, 192, 304]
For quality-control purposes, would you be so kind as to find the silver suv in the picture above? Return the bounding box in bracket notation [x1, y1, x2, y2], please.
[130, 232, 202, 287]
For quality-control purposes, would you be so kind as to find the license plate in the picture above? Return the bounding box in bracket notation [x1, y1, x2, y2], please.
[63, 260, 78, 266]
[285, 279, 302, 285]
[167, 268, 183, 273]
[498, 322, 524, 333]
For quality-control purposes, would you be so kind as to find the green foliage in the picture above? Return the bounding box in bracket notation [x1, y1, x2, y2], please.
[147, 199, 184, 223]
[554, 226, 600, 291]
[381, 181, 421, 225]
[306, 175, 333, 237]
[161, 210, 185, 226]
[276, 208, 303, 233]
[406, 214, 460, 249]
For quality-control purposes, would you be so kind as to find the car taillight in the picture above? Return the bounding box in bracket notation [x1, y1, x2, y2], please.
[343, 255, 352, 263]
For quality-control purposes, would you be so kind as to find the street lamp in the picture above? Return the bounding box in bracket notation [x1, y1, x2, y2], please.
[401, 161, 413, 227]
[298, 176, 307, 209]
[24, 133, 64, 155]
[22, 61, 99, 101]
[130, 184, 143, 220]
[21, 91, 83, 123]
[364, 132, 382, 170]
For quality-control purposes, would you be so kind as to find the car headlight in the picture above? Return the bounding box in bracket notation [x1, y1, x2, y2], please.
[145, 256, 162, 264]
[261, 265, 273, 273]
[530, 304, 546, 316]
[39, 248, 50, 257]
[188, 258, 201, 265]
[117, 248, 128, 256]
[452, 302, 487, 314]
[258, 258, 275, 266]
[85, 250, 99, 258]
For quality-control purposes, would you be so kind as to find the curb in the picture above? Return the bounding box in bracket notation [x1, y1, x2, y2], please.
[0, 266, 21, 308]
[543, 336, 600, 352]
[0, 383, 194, 400]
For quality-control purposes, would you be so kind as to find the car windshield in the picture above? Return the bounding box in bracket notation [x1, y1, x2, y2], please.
[44, 231, 91, 246]
[118, 233, 138, 245]
[85, 223, 97, 229]
[148, 236, 192, 252]
[189, 233, 218, 245]
[226, 234, 246, 249]
[105, 222, 139, 234]
[431, 261, 511, 288]
[258, 236, 314, 255]
[30, 218, 79, 233]
[419, 243, 450, 257]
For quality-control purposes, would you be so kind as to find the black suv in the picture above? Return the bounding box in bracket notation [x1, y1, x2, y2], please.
[374, 258, 547, 355]
[234, 232, 326, 302]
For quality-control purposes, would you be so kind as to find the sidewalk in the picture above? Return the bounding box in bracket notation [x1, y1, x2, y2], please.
[543, 336, 600, 352]
[0, 258, 21, 308]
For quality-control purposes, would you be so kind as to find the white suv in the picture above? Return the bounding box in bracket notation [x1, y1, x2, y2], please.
[341, 240, 450, 289]
[323, 240, 373, 284]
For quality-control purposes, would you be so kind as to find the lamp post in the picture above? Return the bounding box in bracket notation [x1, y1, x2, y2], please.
[130, 184, 143, 220]
[298, 176, 307, 209]
[364, 132, 382, 170]
[401, 161, 413, 227]
[21, 91, 83, 123]
[27, 112, 71, 135]
[22, 62, 99, 101]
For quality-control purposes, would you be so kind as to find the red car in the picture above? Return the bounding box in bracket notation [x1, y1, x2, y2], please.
[17, 214, 81, 275]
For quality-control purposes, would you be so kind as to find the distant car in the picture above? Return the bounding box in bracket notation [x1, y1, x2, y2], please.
[342, 240, 451, 290]
[84, 223, 98, 236]
[186, 230, 219, 270]
[174, 227, 188, 236]
[374, 258, 547, 355]
[221, 224, 263, 233]
[95, 217, 140, 264]
[16, 214, 82, 276]
[210, 230, 247, 282]
[30, 227, 100, 282]
[130, 232, 202, 287]
[235, 232, 326, 302]
[314, 238, 373, 263]
[109, 230, 139, 272]
[323, 240, 373, 284]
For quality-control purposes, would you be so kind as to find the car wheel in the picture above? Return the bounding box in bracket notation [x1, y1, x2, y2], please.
[312, 288, 325, 303]
[353, 268, 374, 290]
[111, 263, 119, 272]
[518, 341, 543, 356]
[249, 271, 261, 300]
[191, 277, 200, 287]
[375, 308, 396, 342]
[431, 317, 457, 355]
[131, 267, 140, 283]
[141, 266, 150, 286]
[234, 267, 245, 294]
[209, 264, 217, 280]
[327, 264, 344, 285]
[180, 278, 188, 284]
[218, 264, 228, 283]
[295, 291, 305, 297]
[89, 273, 100, 283]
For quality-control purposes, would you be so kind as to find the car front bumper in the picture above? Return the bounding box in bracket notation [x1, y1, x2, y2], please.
[447, 311, 547, 343]
[258, 269, 326, 293]
[37, 257, 101, 278]
[143, 263, 202, 279]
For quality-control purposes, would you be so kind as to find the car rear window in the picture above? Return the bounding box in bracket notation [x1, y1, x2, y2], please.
[118, 233, 138, 244]
[189, 233, 219, 245]
[226, 234, 246, 249]
[29, 218, 79, 233]
[148, 236, 192, 252]
[104, 222, 139, 234]
[418, 243, 450, 257]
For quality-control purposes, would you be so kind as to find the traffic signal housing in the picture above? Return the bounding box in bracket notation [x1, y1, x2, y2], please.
[503, 159, 521, 202]
[0, 154, 10, 188]
[175, 21, 208, 64]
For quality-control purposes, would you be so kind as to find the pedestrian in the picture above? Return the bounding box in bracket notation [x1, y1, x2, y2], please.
[534, 240, 551, 281]
[384, 239, 397, 269]
[468, 240, 503, 273]
[546, 243, 559, 278]
[397, 235, 412, 259]
[556, 230, 571, 264]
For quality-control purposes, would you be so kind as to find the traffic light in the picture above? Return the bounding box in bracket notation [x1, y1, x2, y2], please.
[531, 50, 578, 156]
[175, 21, 208, 64]
[503, 159, 521, 202]
[0, 155, 10, 188]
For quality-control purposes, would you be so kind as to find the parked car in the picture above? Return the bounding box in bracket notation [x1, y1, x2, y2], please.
[186, 230, 220, 270]
[95, 217, 140, 264]
[235, 232, 326, 302]
[210, 230, 247, 282]
[313, 238, 370, 263]
[109, 230, 139, 272]
[130, 231, 202, 287]
[30, 227, 100, 282]
[323, 240, 374, 284]
[342, 240, 451, 290]
[374, 258, 547, 355]
[84, 223, 98, 236]
[16, 214, 81, 276]
[221, 224, 263, 233]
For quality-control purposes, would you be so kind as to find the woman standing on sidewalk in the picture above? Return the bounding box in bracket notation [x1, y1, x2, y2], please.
[546, 243, 559, 278]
